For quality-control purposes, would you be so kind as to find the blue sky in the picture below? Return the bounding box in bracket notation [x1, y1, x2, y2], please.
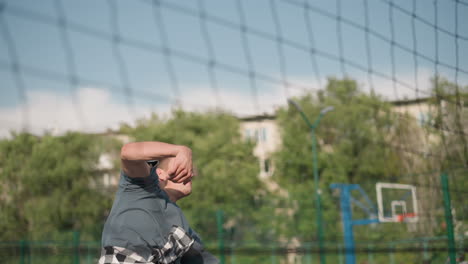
[0, 0, 467, 136]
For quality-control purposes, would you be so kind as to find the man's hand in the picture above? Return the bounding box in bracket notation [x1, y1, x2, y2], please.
[167, 146, 193, 183]
[121, 141, 190, 179]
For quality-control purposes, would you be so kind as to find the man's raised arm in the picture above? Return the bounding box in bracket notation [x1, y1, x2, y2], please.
[120, 141, 193, 183]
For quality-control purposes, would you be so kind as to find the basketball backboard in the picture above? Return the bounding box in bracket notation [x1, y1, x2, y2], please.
[376, 183, 418, 223]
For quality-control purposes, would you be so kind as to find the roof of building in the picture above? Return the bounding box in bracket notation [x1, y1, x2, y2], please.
[390, 97, 430, 106]
[238, 114, 276, 121]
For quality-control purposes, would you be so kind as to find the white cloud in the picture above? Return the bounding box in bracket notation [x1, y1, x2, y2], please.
[0, 68, 463, 138]
[358, 68, 435, 100]
[0, 84, 304, 138]
[287, 68, 455, 101]
[0, 85, 288, 138]
[0, 87, 155, 138]
[181, 84, 303, 117]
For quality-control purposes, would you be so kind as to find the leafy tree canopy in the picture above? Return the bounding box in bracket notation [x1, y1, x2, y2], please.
[0, 132, 118, 240]
[273, 78, 428, 242]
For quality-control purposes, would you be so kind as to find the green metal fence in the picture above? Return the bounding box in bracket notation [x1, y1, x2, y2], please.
[2, 168, 466, 264]
[1, 235, 466, 264]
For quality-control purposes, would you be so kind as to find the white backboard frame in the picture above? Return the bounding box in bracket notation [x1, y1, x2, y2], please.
[376, 183, 418, 223]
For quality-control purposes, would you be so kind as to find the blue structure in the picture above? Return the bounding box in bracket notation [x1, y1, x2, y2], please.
[330, 184, 379, 264]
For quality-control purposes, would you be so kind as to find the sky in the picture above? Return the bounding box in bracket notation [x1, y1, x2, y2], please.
[0, 0, 467, 137]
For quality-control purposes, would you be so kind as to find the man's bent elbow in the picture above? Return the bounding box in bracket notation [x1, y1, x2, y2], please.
[120, 143, 136, 161]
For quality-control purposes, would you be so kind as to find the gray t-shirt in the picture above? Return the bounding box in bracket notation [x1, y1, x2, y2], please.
[101, 166, 199, 260]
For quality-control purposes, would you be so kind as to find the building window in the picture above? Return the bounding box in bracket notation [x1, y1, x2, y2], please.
[244, 127, 267, 142]
[264, 159, 270, 173]
[245, 128, 257, 142]
[418, 112, 431, 126]
[244, 129, 251, 140]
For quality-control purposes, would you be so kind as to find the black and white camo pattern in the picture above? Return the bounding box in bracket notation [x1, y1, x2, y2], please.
[98, 226, 194, 264]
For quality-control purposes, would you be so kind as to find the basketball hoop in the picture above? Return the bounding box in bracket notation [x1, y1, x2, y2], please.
[396, 213, 416, 222]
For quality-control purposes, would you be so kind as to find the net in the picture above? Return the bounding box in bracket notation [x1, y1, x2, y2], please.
[0, 0, 467, 263]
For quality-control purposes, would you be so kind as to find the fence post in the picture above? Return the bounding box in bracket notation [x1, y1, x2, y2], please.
[73, 231, 80, 264]
[441, 172, 456, 264]
[230, 241, 236, 264]
[20, 240, 26, 264]
[305, 243, 311, 264]
[367, 243, 374, 264]
[216, 210, 225, 264]
[389, 243, 395, 264]
[338, 244, 343, 264]
[422, 239, 429, 263]
[87, 243, 92, 264]
[270, 243, 276, 264]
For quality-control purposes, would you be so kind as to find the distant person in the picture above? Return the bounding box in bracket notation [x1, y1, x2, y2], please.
[99, 141, 218, 264]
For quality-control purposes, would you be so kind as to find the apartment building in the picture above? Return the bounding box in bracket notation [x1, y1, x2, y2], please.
[391, 97, 434, 126]
[239, 114, 281, 179]
[236, 98, 434, 180]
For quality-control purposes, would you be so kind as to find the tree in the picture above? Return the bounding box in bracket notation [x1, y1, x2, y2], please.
[430, 76, 468, 168]
[429, 76, 468, 241]
[0, 132, 118, 240]
[272, 78, 428, 243]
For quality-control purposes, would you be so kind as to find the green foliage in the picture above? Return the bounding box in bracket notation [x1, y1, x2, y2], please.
[430, 76, 468, 168]
[273, 78, 428, 242]
[0, 132, 117, 240]
[429, 76, 468, 242]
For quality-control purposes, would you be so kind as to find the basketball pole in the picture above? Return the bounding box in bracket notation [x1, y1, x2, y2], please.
[330, 184, 379, 264]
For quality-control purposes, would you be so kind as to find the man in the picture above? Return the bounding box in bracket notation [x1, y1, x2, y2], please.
[99, 141, 218, 264]
[156, 158, 219, 264]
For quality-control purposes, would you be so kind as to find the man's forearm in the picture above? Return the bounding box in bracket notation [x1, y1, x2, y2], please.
[121, 141, 193, 182]
[120, 141, 184, 161]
